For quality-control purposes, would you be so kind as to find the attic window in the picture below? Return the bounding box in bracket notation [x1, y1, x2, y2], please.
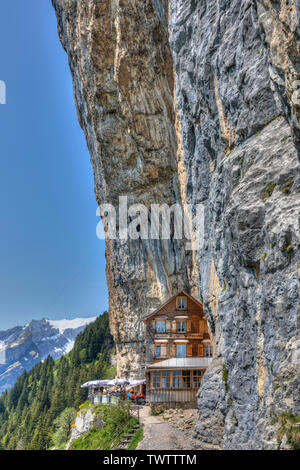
[177, 296, 187, 310]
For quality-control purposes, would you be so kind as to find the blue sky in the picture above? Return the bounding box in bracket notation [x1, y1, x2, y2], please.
[0, 1, 108, 330]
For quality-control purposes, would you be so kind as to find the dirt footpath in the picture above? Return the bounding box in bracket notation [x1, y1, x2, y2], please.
[137, 406, 199, 450]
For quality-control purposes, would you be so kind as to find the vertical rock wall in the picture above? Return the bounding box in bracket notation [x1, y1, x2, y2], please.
[52, 0, 300, 449]
[169, 0, 300, 449]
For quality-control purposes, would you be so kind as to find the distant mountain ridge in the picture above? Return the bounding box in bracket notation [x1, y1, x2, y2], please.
[0, 316, 97, 393]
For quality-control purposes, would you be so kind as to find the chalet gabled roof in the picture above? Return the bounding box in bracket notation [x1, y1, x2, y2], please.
[143, 290, 203, 322]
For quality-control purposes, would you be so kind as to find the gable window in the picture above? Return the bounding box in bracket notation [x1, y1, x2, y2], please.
[177, 296, 187, 310]
[204, 345, 213, 357]
[176, 344, 186, 358]
[177, 321, 186, 333]
[156, 320, 166, 332]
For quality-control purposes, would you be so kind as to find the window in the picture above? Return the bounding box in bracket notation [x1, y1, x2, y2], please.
[172, 370, 192, 389]
[153, 371, 160, 388]
[155, 343, 167, 358]
[177, 321, 186, 333]
[161, 370, 170, 388]
[173, 371, 181, 388]
[204, 345, 213, 357]
[192, 370, 204, 389]
[177, 296, 187, 310]
[176, 344, 186, 358]
[182, 371, 190, 388]
[152, 371, 170, 389]
[156, 320, 166, 332]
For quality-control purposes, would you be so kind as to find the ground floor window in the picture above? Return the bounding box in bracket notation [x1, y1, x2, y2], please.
[151, 369, 204, 390]
[182, 370, 190, 388]
[161, 370, 170, 388]
[153, 370, 161, 388]
[192, 370, 205, 388]
[173, 371, 181, 388]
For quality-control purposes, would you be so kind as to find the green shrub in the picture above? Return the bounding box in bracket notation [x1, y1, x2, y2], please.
[261, 183, 275, 202]
[279, 180, 294, 195]
[52, 408, 76, 447]
[127, 426, 144, 450]
[222, 364, 228, 383]
[277, 413, 300, 450]
[71, 403, 137, 450]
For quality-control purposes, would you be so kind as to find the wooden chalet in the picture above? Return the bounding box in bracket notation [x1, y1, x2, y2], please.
[143, 291, 212, 407]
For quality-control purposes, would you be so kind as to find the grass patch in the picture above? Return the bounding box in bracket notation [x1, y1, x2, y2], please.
[71, 403, 138, 450]
[78, 401, 92, 412]
[127, 425, 144, 450]
[50, 441, 68, 451]
[222, 364, 228, 383]
[279, 180, 294, 195]
[277, 413, 300, 450]
[151, 409, 164, 417]
[261, 183, 275, 202]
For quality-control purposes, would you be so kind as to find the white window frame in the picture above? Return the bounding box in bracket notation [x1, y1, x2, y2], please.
[177, 320, 186, 333]
[177, 296, 187, 310]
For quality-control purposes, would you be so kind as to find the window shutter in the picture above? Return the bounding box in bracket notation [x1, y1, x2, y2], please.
[187, 320, 192, 332]
[170, 343, 176, 357]
[192, 319, 199, 333]
[198, 343, 204, 357]
[199, 319, 204, 334]
[187, 344, 193, 357]
[161, 343, 167, 357]
[151, 320, 155, 331]
[166, 320, 171, 332]
[172, 321, 177, 332]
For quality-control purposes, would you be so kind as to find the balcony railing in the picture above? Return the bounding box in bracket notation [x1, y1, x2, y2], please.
[147, 326, 205, 336]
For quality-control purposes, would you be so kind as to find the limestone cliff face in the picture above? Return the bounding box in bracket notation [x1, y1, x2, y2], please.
[52, 0, 300, 449]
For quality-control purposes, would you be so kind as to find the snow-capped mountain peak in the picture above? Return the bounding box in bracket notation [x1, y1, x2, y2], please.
[0, 316, 97, 393]
[48, 317, 97, 335]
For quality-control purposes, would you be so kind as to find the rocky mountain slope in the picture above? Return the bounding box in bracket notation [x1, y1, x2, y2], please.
[0, 317, 96, 393]
[52, 0, 299, 449]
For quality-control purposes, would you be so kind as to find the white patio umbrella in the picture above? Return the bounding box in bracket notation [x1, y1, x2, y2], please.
[107, 378, 130, 387]
[81, 379, 111, 389]
[129, 379, 146, 387]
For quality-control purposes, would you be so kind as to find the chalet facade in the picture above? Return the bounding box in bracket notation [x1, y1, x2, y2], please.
[143, 291, 213, 407]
